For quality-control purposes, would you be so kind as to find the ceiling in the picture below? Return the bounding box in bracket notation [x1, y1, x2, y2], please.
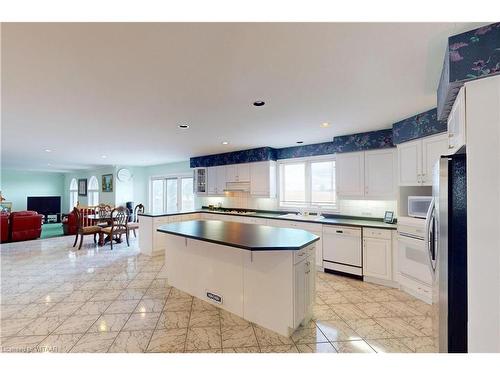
[1, 22, 484, 172]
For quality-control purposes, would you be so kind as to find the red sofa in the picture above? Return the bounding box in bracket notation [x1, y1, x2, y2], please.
[0, 212, 9, 243]
[62, 211, 78, 235]
[9, 211, 44, 242]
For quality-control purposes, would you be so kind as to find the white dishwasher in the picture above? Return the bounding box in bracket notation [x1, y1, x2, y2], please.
[322, 225, 362, 277]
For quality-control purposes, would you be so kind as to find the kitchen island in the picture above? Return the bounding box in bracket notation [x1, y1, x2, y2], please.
[158, 220, 319, 337]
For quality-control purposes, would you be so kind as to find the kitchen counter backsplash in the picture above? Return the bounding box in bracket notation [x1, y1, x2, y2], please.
[198, 192, 397, 219]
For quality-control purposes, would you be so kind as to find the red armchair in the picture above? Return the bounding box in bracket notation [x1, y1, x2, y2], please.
[0, 212, 9, 243]
[9, 211, 44, 242]
[62, 211, 78, 236]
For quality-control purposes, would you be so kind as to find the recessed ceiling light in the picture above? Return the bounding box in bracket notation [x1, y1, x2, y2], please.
[320, 122, 330, 128]
[101, 155, 107, 159]
[47, 163, 51, 166]
[253, 100, 265, 107]
[178, 124, 190, 129]
[45, 149, 52, 153]
[296, 141, 304, 144]
[221, 141, 229, 145]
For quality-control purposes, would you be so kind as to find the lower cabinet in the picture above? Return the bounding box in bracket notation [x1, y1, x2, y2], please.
[293, 247, 315, 328]
[362, 228, 392, 281]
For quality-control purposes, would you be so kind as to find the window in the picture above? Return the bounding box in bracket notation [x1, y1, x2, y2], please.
[150, 175, 194, 213]
[279, 157, 336, 210]
[88, 176, 99, 206]
[69, 178, 78, 210]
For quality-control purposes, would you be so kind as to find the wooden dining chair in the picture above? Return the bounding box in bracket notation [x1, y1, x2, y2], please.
[101, 206, 130, 249]
[72, 207, 102, 250]
[127, 203, 144, 238]
[95, 204, 113, 228]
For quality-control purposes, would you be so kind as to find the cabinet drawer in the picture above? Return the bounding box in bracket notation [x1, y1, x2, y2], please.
[293, 245, 315, 264]
[323, 225, 361, 237]
[363, 228, 392, 240]
[292, 222, 322, 232]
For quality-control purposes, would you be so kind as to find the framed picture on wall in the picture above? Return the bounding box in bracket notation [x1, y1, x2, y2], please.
[78, 179, 87, 196]
[102, 174, 113, 193]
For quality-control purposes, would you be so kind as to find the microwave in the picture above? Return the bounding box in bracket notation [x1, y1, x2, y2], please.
[408, 196, 432, 218]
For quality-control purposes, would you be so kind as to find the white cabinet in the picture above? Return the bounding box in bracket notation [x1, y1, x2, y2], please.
[397, 133, 448, 186]
[250, 161, 276, 197]
[364, 149, 397, 198]
[336, 152, 365, 197]
[421, 134, 448, 184]
[293, 247, 315, 327]
[362, 228, 392, 281]
[337, 149, 396, 199]
[226, 163, 250, 182]
[447, 85, 466, 153]
[207, 167, 217, 195]
[193, 168, 207, 195]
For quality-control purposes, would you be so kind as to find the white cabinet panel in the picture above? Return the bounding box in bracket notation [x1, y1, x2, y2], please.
[216, 165, 227, 194]
[226, 163, 250, 182]
[250, 161, 276, 197]
[207, 167, 217, 195]
[447, 86, 466, 153]
[363, 237, 392, 281]
[398, 139, 422, 186]
[421, 133, 448, 185]
[364, 149, 397, 198]
[225, 165, 237, 182]
[336, 152, 365, 197]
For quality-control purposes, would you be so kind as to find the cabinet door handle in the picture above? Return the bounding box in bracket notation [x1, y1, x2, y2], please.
[336, 230, 343, 233]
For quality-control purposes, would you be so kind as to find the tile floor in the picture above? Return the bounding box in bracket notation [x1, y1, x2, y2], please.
[0, 235, 436, 353]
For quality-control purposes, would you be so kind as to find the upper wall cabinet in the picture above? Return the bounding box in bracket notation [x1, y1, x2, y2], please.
[336, 152, 365, 197]
[226, 163, 250, 183]
[364, 149, 397, 199]
[194, 168, 207, 195]
[397, 133, 448, 186]
[447, 86, 466, 153]
[336, 149, 397, 199]
[207, 166, 227, 195]
[250, 161, 276, 198]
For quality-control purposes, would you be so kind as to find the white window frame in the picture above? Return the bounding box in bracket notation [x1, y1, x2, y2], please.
[149, 173, 194, 213]
[69, 178, 78, 211]
[88, 176, 99, 206]
[278, 155, 338, 213]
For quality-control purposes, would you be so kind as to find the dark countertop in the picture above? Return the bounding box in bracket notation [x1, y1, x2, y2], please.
[157, 220, 320, 251]
[140, 208, 398, 230]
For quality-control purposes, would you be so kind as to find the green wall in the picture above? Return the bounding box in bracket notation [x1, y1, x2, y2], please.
[0, 169, 65, 211]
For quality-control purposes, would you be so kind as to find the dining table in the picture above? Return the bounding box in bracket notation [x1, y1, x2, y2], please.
[86, 213, 123, 246]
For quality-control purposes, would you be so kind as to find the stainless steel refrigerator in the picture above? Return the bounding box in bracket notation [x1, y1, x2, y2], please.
[427, 153, 467, 353]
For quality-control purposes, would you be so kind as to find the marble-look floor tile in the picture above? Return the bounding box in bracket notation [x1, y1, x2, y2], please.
[169, 288, 193, 300]
[89, 290, 122, 302]
[297, 342, 337, 353]
[10, 303, 55, 319]
[134, 298, 166, 314]
[142, 288, 170, 300]
[222, 346, 260, 353]
[332, 340, 376, 353]
[185, 326, 222, 351]
[260, 345, 298, 353]
[221, 324, 258, 348]
[401, 316, 433, 337]
[89, 314, 129, 333]
[366, 338, 412, 353]
[122, 312, 160, 331]
[38, 333, 84, 353]
[117, 288, 147, 301]
[375, 318, 427, 338]
[156, 311, 190, 329]
[400, 337, 436, 353]
[380, 301, 422, 317]
[74, 301, 112, 316]
[291, 327, 328, 344]
[253, 325, 294, 347]
[53, 314, 100, 334]
[105, 300, 139, 314]
[70, 332, 119, 353]
[45, 302, 85, 317]
[330, 303, 370, 321]
[164, 298, 192, 312]
[147, 328, 187, 353]
[317, 292, 350, 305]
[108, 330, 154, 353]
[312, 305, 341, 321]
[315, 320, 361, 342]
[126, 279, 153, 289]
[220, 310, 248, 327]
[0, 335, 47, 353]
[344, 319, 394, 339]
[0, 318, 34, 337]
[189, 310, 220, 328]
[341, 291, 375, 304]
[354, 302, 399, 318]
[18, 316, 65, 336]
[192, 298, 219, 312]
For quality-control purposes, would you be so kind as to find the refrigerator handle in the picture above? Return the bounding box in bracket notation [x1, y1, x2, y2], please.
[424, 197, 436, 274]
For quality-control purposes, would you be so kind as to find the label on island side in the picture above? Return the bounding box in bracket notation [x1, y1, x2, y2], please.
[206, 291, 223, 304]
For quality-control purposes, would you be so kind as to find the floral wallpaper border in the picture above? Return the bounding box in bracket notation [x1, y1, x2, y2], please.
[189, 147, 277, 168]
[437, 22, 500, 121]
[392, 108, 447, 144]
